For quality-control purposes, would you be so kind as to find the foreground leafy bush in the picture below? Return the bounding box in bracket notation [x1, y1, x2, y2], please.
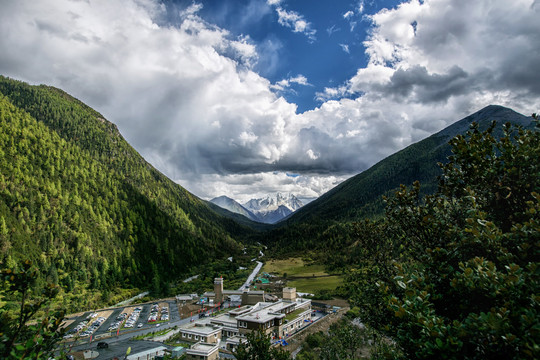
[348, 119, 539, 359]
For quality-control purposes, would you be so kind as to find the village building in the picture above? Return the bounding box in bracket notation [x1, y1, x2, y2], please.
[126, 346, 167, 360]
[181, 279, 314, 358]
[209, 313, 241, 338]
[225, 335, 247, 351]
[202, 278, 265, 305]
[235, 297, 311, 339]
[177, 322, 221, 344]
[185, 342, 219, 360]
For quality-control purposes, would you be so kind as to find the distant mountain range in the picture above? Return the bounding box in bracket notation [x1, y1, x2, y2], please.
[210, 196, 260, 222]
[210, 193, 304, 224]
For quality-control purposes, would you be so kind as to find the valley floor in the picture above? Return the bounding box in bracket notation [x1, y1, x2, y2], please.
[58, 257, 347, 359]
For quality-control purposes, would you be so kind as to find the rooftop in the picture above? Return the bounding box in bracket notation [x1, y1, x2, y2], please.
[236, 300, 300, 324]
[285, 307, 308, 321]
[210, 313, 237, 327]
[223, 290, 243, 295]
[126, 346, 167, 360]
[179, 321, 221, 335]
[225, 336, 247, 345]
[229, 305, 253, 317]
[186, 342, 219, 356]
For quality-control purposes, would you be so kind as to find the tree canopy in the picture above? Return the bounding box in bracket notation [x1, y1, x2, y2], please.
[233, 330, 291, 360]
[0, 260, 65, 359]
[346, 120, 539, 359]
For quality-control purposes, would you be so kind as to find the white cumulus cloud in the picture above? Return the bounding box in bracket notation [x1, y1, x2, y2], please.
[268, 1, 317, 41]
[272, 74, 310, 91]
[0, 0, 539, 202]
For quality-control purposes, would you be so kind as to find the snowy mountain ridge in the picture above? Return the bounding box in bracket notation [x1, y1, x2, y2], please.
[210, 193, 304, 224]
[243, 192, 304, 212]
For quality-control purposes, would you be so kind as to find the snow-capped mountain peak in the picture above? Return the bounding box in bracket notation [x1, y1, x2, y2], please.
[211, 193, 304, 224]
[244, 193, 302, 212]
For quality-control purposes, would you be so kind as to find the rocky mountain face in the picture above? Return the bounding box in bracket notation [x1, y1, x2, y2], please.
[243, 193, 304, 224]
[209, 196, 260, 222]
[210, 193, 304, 224]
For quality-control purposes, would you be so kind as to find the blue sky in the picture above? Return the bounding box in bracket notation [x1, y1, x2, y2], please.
[1, 0, 539, 202]
[180, 0, 402, 112]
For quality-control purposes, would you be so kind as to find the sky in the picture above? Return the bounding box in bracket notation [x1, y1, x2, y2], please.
[1, 0, 539, 204]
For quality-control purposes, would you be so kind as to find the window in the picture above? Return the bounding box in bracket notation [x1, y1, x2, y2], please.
[195, 335, 199, 340]
[239, 321, 247, 328]
[188, 334, 192, 339]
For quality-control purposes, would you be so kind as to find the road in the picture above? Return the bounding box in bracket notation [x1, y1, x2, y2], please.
[183, 274, 199, 283]
[61, 260, 265, 359]
[239, 261, 263, 291]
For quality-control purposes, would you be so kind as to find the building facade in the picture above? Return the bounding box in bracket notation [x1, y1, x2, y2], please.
[185, 342, 219, 360]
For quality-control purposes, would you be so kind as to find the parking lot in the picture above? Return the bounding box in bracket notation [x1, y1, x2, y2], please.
[62, 310, 112, 340]
[61, 299, 181, 343]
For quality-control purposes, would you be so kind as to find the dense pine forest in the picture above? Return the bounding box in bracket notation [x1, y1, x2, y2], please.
[0, 76, 252, 311]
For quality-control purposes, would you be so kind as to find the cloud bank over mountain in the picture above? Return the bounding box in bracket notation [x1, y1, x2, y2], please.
[1, 0, 538, 202]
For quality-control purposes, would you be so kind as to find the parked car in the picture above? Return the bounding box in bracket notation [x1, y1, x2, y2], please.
[97, 342, 108, 349]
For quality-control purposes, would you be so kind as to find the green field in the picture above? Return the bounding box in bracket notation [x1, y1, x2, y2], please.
[263, 258, 327, 277]
[287, 276, 344, 293]
[262, 258, 343, 293]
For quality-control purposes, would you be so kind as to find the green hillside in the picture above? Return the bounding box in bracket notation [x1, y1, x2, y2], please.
[264, 106, 535, 256]
[0, 76, 252, 309]
[283, 105, 534, 225]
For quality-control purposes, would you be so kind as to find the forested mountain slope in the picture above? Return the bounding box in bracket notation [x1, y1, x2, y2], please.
[280, 105, 534, 226]
[264, 106, 535, 254]
[0, 76, 251, 308]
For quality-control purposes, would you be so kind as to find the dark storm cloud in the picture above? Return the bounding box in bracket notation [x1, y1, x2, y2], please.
[385, 65, 470, 103]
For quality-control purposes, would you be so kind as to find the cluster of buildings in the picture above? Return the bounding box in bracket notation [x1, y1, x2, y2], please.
[176, 278, 313, 360]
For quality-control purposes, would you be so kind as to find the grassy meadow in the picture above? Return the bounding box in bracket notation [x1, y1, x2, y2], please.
[262, 258, 343, 293]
